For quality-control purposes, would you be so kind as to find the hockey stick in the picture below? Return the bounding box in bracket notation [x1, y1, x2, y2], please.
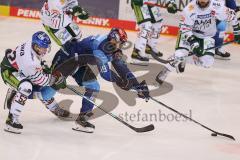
[151, 40, 236, 64]
[205, 40, 235, 51]
[66, 85, 155, 133]
[144, 2, 183, 12]
[150, 96, 235, 140]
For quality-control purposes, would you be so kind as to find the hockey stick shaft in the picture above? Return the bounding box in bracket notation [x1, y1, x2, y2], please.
[150, 97, 235, 140]
[66, 85, 154, 133]
[205, 40, 235, 51]
[151, 40, 236, 64]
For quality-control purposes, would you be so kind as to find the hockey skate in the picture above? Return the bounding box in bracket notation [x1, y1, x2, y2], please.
[145, 44, 163, 59]
[155, 67, 171, 85]
[72, 113, 95, 133]
[50, 106, 70, 118]
[130, 47, 149, 66]
[4, 113, 23, 134]
[4, 88, 17, 110]
[215, 48, 231, 60]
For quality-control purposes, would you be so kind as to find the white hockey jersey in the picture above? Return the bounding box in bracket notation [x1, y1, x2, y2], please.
[7, 41, 52, 86]
[40, 0, 78, 29]
[180, 0, 238, 39]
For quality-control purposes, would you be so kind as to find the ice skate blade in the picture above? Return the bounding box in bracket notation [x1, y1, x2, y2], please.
[72, 124, 94, 133]
[130, 59, 149, 66]
[4, 124, 22, 134]
[214, 55, 231, 60]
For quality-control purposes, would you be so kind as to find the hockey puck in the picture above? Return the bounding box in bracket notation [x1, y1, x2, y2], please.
[211, 133, 217, 137]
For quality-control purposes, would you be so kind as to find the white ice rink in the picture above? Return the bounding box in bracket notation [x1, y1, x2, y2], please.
[0, 16, 240, 160]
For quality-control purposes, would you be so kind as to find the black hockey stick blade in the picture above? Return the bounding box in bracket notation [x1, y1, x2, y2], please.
[97, 106, 155, 133]
[130, 62, 149, 66]
[150, 51, 172, 64]
[212, 132, 235, 140]
[131, 124, 155, 133]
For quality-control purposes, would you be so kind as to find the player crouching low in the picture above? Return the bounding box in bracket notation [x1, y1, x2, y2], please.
[51, 28, 150, 133]
[155, 0, 240, 85]
[1, 31, 69, 134]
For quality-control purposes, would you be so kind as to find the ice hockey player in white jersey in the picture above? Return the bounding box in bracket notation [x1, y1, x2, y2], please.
[1, 31, 69, 134]
[155, 0, 240, 84]
[40, 0, 89, 46]
[131, 0, 178, 64]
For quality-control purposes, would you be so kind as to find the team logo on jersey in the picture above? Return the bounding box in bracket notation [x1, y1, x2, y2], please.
[197, 13, 212, 19]
[180, 15, 185, 22]
[60, 0, 65, 5]
[194, 18, 212, 31]
[188, 4, 194, 11]
[210, 10, 216, 17]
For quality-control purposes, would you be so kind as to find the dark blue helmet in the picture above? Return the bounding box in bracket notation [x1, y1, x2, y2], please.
[32, 31, 51, 49]
[32, 31, 51, 57]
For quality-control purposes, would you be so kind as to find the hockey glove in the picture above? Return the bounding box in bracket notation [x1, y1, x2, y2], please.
[51, 71, 67, 90]
[187, 35, 204, 56]
[233, 24, 240, 44]
[69, 6, 89, 20]
[113, 50, 124, 60]
[116, 79, 132, 91]
[132, 0, 143, 6]
[41, 60, 52, 74]
[166, 0, 177, 14]
[137, 80, 150, 102]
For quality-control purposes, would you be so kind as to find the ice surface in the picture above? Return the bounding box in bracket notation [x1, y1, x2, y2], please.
[0, 17, 240, 160]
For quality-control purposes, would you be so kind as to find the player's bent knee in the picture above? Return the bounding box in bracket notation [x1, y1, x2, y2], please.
[201, 55, 214, 68]
[174, 49, 189, 58]
[17, 79, 33, 97]
[82, 80, 100, 92]
[39, 86, 57, 101]
[217, 21, 227, 31]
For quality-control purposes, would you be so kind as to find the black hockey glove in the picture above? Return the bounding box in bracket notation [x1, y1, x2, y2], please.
[113, 50, 124, 60]
[132, 0, 143, 6]
[233, 24, 240, 44]
[68, 6, 89, 20]
[166, 0, 177, 14]
[136, 80, 150, 102]
[116, 78, 132, 91]
[187, 35, 204, 56]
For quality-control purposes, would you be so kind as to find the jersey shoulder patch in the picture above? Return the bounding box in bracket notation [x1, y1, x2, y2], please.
[188, 4, 195, 12]
[60, 0, 65, 5]
[212, 0, 224, 8]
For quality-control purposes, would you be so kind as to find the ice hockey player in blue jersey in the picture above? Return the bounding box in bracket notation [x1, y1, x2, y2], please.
[214, 0, 237, 59]
[51, 28, 150, 133]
